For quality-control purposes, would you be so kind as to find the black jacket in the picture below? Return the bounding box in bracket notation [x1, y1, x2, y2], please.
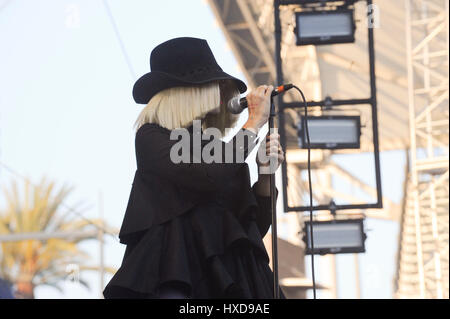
[118, 122, 271, 245]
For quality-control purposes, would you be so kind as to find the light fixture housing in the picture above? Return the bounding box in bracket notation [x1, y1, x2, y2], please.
[295, 9, 356, 46]
[303, 218, 367, 255]
[298, 115, 361, 149]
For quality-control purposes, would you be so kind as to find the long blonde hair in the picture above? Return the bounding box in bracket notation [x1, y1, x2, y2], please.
[134, 80, 240, 136]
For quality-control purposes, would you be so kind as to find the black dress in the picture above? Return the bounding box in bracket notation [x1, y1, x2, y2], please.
[103, 123, 285, 299]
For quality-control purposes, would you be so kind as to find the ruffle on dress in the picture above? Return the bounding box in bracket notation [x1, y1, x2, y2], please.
[103, 197, 284, 299]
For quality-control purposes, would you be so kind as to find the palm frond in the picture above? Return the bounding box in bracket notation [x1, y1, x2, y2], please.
[0, 176, 113, 297]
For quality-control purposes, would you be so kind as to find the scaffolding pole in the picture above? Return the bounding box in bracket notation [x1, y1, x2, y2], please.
[396, 0, 449, 299]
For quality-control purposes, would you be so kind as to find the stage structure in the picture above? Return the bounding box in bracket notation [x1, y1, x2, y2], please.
[206, 0, 448, 298]
[274, 0, 383, 214]
[395, 0, 449, 299]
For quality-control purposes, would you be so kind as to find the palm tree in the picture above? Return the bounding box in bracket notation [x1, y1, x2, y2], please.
[0, 177, 115, 298]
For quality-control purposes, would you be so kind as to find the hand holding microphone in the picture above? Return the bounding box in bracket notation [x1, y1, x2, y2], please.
[235, 84, 293, 134]
[242, 85, 273, 133]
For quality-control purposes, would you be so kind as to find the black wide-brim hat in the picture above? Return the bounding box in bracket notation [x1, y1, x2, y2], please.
[132, 37, 247, 104]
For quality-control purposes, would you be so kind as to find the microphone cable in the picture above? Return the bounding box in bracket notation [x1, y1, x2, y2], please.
[292, 85, 317, 299]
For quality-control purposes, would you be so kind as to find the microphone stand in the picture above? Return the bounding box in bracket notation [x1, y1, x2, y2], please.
[268, 97, 280, 299]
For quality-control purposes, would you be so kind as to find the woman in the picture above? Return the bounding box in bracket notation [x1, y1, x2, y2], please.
[103, 37, 285, 299]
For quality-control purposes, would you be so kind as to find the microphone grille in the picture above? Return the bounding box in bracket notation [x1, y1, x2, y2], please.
[227, 97, 243, 114]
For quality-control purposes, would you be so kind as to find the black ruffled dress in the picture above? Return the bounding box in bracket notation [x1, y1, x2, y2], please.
[103, 123, 285, 299]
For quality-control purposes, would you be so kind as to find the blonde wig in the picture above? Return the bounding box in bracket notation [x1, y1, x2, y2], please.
[134, 80, 240, 137]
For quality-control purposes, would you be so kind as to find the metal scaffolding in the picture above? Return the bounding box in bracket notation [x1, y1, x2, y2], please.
[206, 0, 404, 298]
[395, 0, 449, 299]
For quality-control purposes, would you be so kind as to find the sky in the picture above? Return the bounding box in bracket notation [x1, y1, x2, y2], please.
[0, 0, 405, 299]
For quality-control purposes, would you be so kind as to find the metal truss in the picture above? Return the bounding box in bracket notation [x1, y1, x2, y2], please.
[207, 0, 396, 220]
[395, 0, 449, 299]
[206, 0, 322, 101]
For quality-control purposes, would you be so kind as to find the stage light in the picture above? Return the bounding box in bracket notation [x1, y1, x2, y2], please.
[295, 9, 355, 46]
[297, 115, 361, 149]
[303, 218, 367, 255]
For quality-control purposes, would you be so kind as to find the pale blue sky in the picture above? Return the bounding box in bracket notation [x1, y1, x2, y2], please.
[0, 0, 404, 299]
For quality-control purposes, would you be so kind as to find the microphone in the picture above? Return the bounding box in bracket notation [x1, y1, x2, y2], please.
[227, 84, 294, 114]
